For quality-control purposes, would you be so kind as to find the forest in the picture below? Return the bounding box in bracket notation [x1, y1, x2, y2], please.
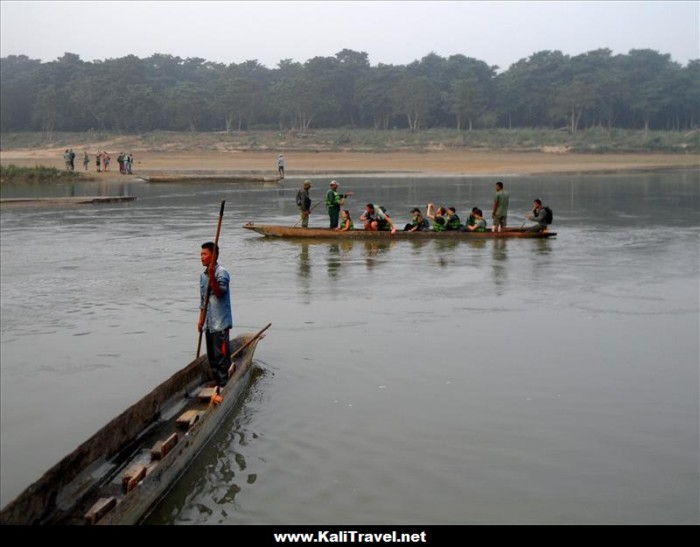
[1, 48, 698, 134]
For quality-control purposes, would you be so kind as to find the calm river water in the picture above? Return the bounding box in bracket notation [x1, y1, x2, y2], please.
[1, 171, 698, 524]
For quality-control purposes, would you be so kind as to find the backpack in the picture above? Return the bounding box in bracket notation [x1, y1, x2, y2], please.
[543, 206, 553, 225]
[295, 190, 303, 207]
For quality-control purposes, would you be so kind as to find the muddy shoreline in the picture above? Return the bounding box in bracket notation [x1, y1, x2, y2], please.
[1, 148, 697, 183]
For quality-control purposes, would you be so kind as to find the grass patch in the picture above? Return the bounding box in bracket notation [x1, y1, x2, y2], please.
[0, 164, 87, 184]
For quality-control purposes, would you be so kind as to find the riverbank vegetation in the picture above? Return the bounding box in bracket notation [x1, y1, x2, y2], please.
[0, 164, 87, 184]
[1, 127, 698, 154]
[1, 49, 698, 137]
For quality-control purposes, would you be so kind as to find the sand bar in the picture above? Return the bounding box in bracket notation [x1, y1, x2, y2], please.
[1, 149, 697, 180]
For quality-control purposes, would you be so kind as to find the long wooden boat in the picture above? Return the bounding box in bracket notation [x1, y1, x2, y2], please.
[0, 326, 269, 525]
[0, 196, 136, 207]
[243, 223, 556, 239]
[143, 174, 282, 184]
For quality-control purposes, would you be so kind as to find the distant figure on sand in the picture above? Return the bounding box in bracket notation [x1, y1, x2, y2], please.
[83, 151, 90, 171]
[63, 150, 71, 171]
[492, 181, 509, 233]
[102, 152, 110, 172]
[277, 154, 285, 178]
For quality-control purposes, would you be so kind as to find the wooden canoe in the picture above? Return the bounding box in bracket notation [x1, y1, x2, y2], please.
[0, 196, 136, 207]
[143, 174, 282, 184]
[0, 327, 269, 525]
[243, 223, 556, 239]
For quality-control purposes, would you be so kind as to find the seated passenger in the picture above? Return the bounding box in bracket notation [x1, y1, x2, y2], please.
[465, 207, 479, 228]
[360, 203, 397, 234]
[426, 203, 447, 232]
[466, 208, 487, 232]
[526, 199, 550, 232]
[445, 207, 462, 231]
[404, 208, 430, 232]
[336, 209, 354, 231]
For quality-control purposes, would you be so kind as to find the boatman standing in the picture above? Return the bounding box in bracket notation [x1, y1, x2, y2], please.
[198, 242, 233, 388]
[492, 181, 510, 233]
[325, 180, 353, 229]
[296, 180, 312, 228]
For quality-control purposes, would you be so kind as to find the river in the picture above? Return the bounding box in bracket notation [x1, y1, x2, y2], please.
[1, 170, 698, 524]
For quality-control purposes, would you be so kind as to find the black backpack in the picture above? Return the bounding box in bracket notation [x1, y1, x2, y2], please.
[295, 190, 303, 207]
[543, 206, 553, 225]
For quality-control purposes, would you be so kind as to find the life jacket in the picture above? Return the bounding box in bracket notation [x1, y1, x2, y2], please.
[326, 189, 340, 208]
[446, 214, 462, 231]
[432, 216, 447, 232]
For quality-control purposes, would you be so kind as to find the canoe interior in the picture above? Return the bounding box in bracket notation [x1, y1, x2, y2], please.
[0, 334, 258, 525]
[243, 223, 556, 239]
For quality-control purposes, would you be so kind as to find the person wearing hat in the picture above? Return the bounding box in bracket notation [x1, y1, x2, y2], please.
[325, 180, 353, 229]
[296, 180, 313, 228]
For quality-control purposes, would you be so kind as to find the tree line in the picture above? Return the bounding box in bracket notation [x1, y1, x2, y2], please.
[1, 48, 698, 135]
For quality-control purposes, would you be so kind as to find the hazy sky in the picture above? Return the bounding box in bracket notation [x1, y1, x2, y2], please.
[1, 1, 698, 70]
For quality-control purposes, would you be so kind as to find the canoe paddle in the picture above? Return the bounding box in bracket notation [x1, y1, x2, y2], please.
[196, 200, 226, 358]
[227, 322, 272, 377]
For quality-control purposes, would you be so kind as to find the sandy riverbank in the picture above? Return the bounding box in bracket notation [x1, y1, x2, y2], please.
[1, 148, 697, 180]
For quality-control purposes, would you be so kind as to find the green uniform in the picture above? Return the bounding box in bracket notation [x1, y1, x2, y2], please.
[432, 217, 447, 232]
[446, 214, 462, 231]
[493, 189, 509, 228]
[326, 189, 345, 229]
[472, 218, 487, 232]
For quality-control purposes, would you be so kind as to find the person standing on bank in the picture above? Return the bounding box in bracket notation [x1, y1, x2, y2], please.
[492, 181, 510, 232]
[277, 154, 285, 178]
[296, 180, 312, 228]
[198, 242, 233, 388]
[325, 180, 353, 229]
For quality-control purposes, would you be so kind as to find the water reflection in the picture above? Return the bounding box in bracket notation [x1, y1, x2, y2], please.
[327, 244, 341, 279]
[364, 240, 396, 270]
[434, 239, 459, 268]
[492, 238, 508, 291]
[297, 244, 312, 302]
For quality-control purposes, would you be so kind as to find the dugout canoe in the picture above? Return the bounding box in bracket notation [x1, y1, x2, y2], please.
[0, 196, 136, 207]
[0, 326, 270, 525]
[243, 223, 556, 239]
[143, 174, 283, 184]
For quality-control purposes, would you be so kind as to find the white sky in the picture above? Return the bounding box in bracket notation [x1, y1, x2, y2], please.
[1, 1, 698, 70]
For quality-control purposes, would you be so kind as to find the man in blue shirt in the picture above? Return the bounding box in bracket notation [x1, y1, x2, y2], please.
[198, 241, 233, 387]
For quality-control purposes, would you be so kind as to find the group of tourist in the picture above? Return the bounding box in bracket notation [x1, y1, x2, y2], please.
[63, 150, 135, 174]
[296, 180, 552, 233]
[95, 151, 134, 174]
